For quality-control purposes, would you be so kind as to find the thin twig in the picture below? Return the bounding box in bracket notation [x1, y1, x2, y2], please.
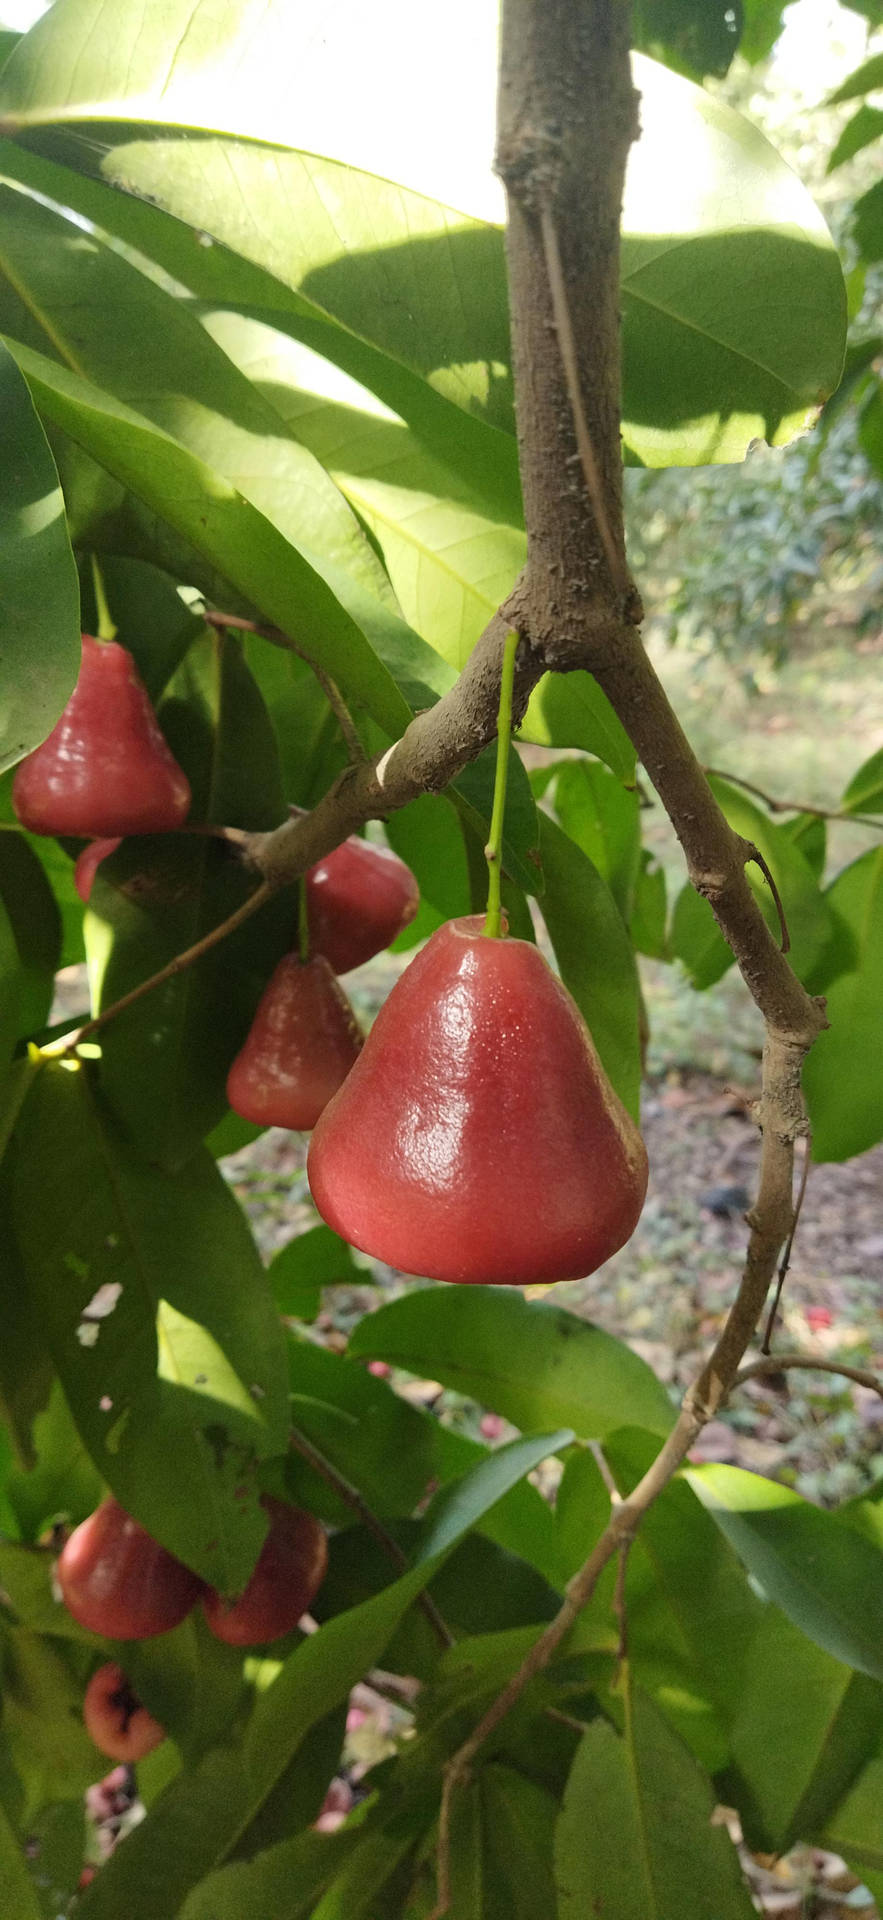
[538, 204, 630, 600]
[705, 767, 883, 834]
[762, 1136, 811, 1352]
[732, 1354, 883, 1400]
[744, 844, 790, 953]
[201, 608, 367, 766]
[57, 880, 274, 1052]
[288, 1425, 453, 1650]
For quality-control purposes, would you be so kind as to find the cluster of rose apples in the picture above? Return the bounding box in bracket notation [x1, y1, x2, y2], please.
[58, 1494, 328, 1761]
[15, 633, 648, 1291]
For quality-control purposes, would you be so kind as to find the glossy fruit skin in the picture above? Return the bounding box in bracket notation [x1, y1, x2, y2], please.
[12, 635, 191, 837]
[83, 1662, 166, 1763]
[306, 836, 419, 974]
[226, 953, 363, 1130]
[202, 1496, 328, 1646]
[57, 1498, 203, 1640]
[74, 836, 123, 903]
[308, 916, 648, 1286]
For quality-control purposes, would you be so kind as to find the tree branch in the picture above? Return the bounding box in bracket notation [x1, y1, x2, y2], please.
[732, 1354, 883, 1400]
[201, 609, 367, 765]
[288, 1425, 453, 1650]
[704, 766, 883, 835]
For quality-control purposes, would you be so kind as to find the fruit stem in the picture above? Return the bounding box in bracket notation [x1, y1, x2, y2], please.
[483, 629, 520, 938]
[90, 555, 117, 642]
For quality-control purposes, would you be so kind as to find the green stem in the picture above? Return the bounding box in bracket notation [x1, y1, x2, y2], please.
[90, 555, 117, 642]
[483, 630, 520, 938]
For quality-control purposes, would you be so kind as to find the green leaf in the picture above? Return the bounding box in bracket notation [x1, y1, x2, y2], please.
[843, 747, 883, 816]
[4, 337, 411, 738]
[178, 1827, 365, 1920]
[824, 1752, 883, 1873]
[0, 835, 62, 1037]
[449, 1765, 558, 1920]
[729, 1609, 883, 1851]
[803, 850, 883, 1161]
[687, 1464, 883, 1683]
[827, 104, 883, 171]
[670, 883, 733, 989]
[520, 671, 636, 781]
[0, 336, 79, 773]
[269, 1226, 361, 1321]
[631, 0, 742, 80]
[537, 812, 643, 1117]
[550, 761, 641, 921]
[85, 631, 291, 1167]
[2, 1631, 99, 1826]
[453, 744, 542, 898]
[308, 1787, 437, 1920]
[826, 52, 883, 102]
[630, 851, 668, 960]
[416, 1430, 573, 1562]
[384, 794, 472, 949]
[196, 304, 525, 678]
[0, 1796, 42, 1918]
[4, 1377, 103, 1542]
[348, 1288, 675, 1441]
[855, 179, 883, 263]
[0, 7, 846, 466]
[555, 1676, 756, 1919]
[605, 1431, 764, 1728]
[4, 1059, 289, 1589]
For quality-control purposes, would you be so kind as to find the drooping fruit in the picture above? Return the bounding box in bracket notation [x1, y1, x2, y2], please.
[57, 1498, 203, 1639]
[83, 1662, 166, 1763]
[226, 953, 363, 1130]
[306, 836, 419, 975]
[74, 837, 123, 903]
[202, 1496, 328, 1645]
[308, 916, 648, 1286]
[12, 634, 191, 837]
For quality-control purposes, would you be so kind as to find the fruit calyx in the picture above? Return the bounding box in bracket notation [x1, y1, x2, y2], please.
[13, 634, 191, 838]
[308, 915, 648, 1286]
[226, 952, 363, 1130]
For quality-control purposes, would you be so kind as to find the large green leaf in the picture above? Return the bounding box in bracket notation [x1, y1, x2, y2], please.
[729, 1609, 883, 1852]
[0, 175, 436, 724]
[0, 336, 79, 773]
[554, 1675, 756, 1919]
[802, 850, 883, 1161]
[448, 1765, 558, 1920]
[687, 1464, 883, 1683]
[196, 306, 526, 677]
[348, 1288, 675, 1440]
[4, 1058, 289, 1589]
[823, 1752, 883, 1874]
[177, 1827, 366, 1920]
[550, 761, 642, 922]
[605, 1432, 764, 1728]
[0, 1798, 41, 1919]
[0, 5, 845, 464]
[0, 835, 62, 1039]
[537, 812, 643, 1117]
[4, 337, 411, 738]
